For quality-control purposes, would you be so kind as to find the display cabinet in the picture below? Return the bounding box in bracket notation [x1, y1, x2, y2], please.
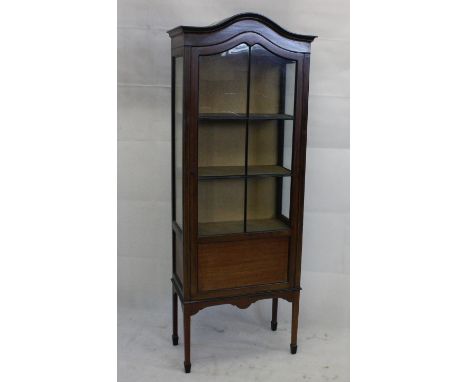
[167, 13, 316, 373]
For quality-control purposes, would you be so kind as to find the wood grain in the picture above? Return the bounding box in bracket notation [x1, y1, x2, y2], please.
[168, 13, 315, 371]
[198, 236, 289, 291]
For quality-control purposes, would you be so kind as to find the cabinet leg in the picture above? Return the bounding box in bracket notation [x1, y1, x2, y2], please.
[271, 297, 278, 331]
[172, 289, 178, 346]
[183, 308, 191, 373]
[290, 292, 300, 354]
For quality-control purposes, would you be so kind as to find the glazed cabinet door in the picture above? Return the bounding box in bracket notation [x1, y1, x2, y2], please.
[189, 34, 305, 298]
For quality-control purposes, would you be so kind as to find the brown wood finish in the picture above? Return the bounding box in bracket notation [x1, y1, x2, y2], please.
[168, 15, 313, 53]
[172, 286, 178, 345]
[294, 53, 311, 287]
[290, 291, 300, 354]
[198, 236, 289, 292]
[189, 32, 304, 299]
[168, 13, 315, 373]
[183, 306, 191, 373]
[271, 297, 278, 331]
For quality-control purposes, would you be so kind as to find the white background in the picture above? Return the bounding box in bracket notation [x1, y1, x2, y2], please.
[1, 0, 468, 381]
[117, 1, 349, 380]
[117, 1, 350, 324]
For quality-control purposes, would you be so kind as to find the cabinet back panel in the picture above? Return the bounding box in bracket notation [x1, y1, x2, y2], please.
[198, 237, 289, 291]
[199, 45, 249, 114]
[198, 121, 246, 167]
[248, 121, 278, 166]
[198, 179, 244, 223]
[247, 177, 276, 220]
[198, 47, 286, 115]
[250, 59, 282, 114]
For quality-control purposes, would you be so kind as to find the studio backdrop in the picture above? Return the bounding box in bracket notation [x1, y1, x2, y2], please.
[118, 0, 349, 380]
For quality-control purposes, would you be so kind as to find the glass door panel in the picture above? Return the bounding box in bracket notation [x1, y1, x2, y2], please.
[249, 44, 296, 117]
[246, 177, 290, 232]
[197, 42, 297, 236]
[247, 120, 293, 176]
[198, 44, 249, 235]
[198, 179, 245, 236]
[248, 121, 278, 166]
[199, 43, 249, 116]
[198, 120, 246, 179]
[247, 44, 295, 229]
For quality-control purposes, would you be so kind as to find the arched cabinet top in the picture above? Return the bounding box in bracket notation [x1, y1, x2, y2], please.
[167, 13, 317, 54]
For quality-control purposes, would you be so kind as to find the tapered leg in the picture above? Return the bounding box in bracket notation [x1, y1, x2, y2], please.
[183, 308, 191, 373]
[290, 292, 300, 354]
[271, 297, 278, 331]
[172, 289, 178, 345]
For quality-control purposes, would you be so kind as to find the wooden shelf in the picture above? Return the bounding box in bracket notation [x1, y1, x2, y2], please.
[199, 166, 244, 178]
[199, 220, 244, 236]
[247, 218, 289, 232]
[199, 113, 294, 121]
[247, 165, 290, 177]
[198, 218, 289, 236]
[198, 165, 291, 180]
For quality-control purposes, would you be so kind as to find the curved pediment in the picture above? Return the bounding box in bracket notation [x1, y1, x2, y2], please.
[167, 13, 317, 53]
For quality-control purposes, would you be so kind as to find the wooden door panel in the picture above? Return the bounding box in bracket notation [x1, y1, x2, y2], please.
[198, 236, 289, 292]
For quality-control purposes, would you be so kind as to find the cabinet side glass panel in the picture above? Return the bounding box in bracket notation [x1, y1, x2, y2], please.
[280, 120, 293, 218]
[174, 56, 183, 229]
[280, 62, 295, 219]
[284, 61, 296, 116]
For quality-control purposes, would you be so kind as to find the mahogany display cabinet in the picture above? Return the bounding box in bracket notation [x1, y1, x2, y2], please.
[167, 13, 316, 373]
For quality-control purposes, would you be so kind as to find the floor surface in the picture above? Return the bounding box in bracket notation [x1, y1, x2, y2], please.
[118, 302, 349, 381]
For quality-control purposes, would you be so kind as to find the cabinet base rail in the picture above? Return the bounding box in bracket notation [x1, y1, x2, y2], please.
[171, 278, 301, 373]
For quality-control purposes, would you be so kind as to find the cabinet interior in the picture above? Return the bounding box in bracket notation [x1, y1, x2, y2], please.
[197, 43, 295, 236]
